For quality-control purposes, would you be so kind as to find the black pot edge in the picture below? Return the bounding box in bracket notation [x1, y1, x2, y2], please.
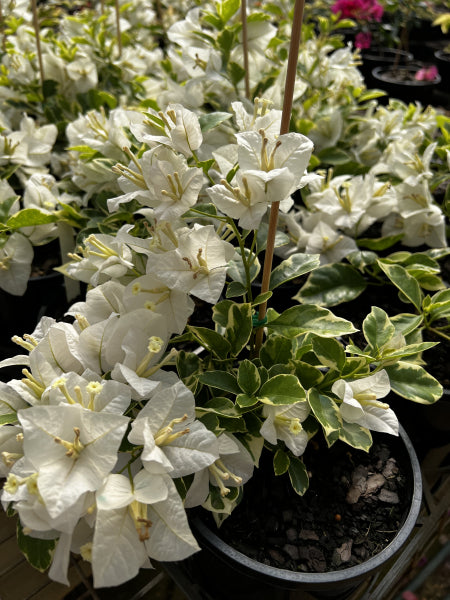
[189, 424, 422, 588]
[371, 66, 442, 87]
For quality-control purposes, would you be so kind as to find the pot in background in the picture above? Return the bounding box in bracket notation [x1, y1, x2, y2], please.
[371, 65, 441, 105]
[359, 47, 414, 87]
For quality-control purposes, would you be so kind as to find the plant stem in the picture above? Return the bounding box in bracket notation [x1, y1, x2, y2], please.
[115, 0, 122, 58]
[253, 0, 305, 354]
[31, 0, 44, 86]
[241, 0, 250, 99]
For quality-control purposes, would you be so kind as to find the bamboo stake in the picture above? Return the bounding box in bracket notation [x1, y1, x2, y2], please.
[100, 0, 105, 14]
[115, 0, 122, 57]
[241, 0, 250, 99]
[31, 0, 44, 85]
[254, 0, 305, 354]
[0, 0, 6, 53]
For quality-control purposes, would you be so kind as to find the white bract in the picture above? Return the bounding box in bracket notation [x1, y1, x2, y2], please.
[332, 370, 398, 436]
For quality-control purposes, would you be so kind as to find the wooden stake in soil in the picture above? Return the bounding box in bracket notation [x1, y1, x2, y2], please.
[241, 0, 250, 99]
[254, 0, 306, 354]
[115, 0, 122, 58]
[31, 0, 44, 85]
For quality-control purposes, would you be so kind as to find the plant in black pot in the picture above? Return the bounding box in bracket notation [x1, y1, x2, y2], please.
[364, 0, 442, 101]
[0, 4, 443, 600]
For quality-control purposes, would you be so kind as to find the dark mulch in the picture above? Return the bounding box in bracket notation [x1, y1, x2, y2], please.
[213, 434, 410, 574]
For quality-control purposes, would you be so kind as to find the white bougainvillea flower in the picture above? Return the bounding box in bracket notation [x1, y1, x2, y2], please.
[123, 274, 194, 335]
[0, 232, 33, 295]
[17, 114, 58, 169]
[373, 140, 437, 186]
[66, 233, 136, 286]
[0, 424, 23, 477]
[66, 107, 132, 163]
[382, 205, 447, 248]
[260, 401, 310, 456]
[231, 98, 282, 139]
[66, 56, 98, 94]
[18, 403, 129, 518]
[332, 370, 398, 435]
[303, 221, 358, 265]
[147, 224, 235, 303]
[184, 433, 256, 508]
[128, 376, 219, 477]
[236, 131, 313, 192]
[44, 371, 132, 415]
[92, 471, 199, 587]
[131, 103, 202, 158]
[110, 146, 203, 221]
[67, 281, 125, 325]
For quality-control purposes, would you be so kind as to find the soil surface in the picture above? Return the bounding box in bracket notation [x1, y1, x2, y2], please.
[211, 435, 410, 574]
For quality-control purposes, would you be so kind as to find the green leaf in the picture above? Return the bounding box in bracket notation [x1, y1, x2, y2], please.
[217, 0, 240, 23]
[0, 413, 18, 425]
[6, 208, 58, 230]
[258, 374, 306, 406]
[268, 305, 357, 338]
[256, 221, 289, 254]
[226, 281, 247, 298]
[199, 112, 232, 132]
[390, 313, 424, 337]
[252, 291, 272, 306]
[346, 250, 378, 269]
[292, 361, 324, 389]
[260, 335, 293, 369]
[295, 264, 367, 307]
[339, 422, 372, 451]
[377, 261, 423, 311]
[288, 456, 309, 495]
[188, 326, 231, 359]
[198, 371, 241, 395]
[385, 362, 443, 404]
[238, 360, 261, 396]
[273, 448, 290, 475]
[308, 389, 341, 447]
[224, 302, 253, 355]
[200, 397, 242, 418]
[311, 337, 345, 370]
[236, 393, 259, 408]
[269, 253, 320, 290]
[317, 147, 351, 165]
[228, 61, 246, 86]
[357, 234, 403, 251]
[17, 520, 57, 572]
[362, 306, 395, 352]
[227, 248, 260, 284]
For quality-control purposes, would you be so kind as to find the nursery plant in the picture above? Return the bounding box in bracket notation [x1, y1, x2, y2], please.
[0, 0, 447, 592]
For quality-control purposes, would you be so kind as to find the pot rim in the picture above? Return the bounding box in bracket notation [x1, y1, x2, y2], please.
[371, 65, 442, 86]
[190, 424, 422, 585]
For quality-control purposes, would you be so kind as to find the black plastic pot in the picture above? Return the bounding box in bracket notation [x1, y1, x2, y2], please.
[434, 49, 450, 83]
[186, 426, 422, 600]
[371, 65, 441, 105]
[360, 47, 414, 88]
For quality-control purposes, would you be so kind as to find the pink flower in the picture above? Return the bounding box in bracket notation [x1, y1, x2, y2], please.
[401, 592, 419, 600]
[355, 31, 372, 49]
[331, 0, 384, 22]
[415, 65, 439, 81]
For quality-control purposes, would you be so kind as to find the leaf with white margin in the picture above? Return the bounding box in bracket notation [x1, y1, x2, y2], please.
[145, 477, 200, 561]
[19, 403, 129, 518]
